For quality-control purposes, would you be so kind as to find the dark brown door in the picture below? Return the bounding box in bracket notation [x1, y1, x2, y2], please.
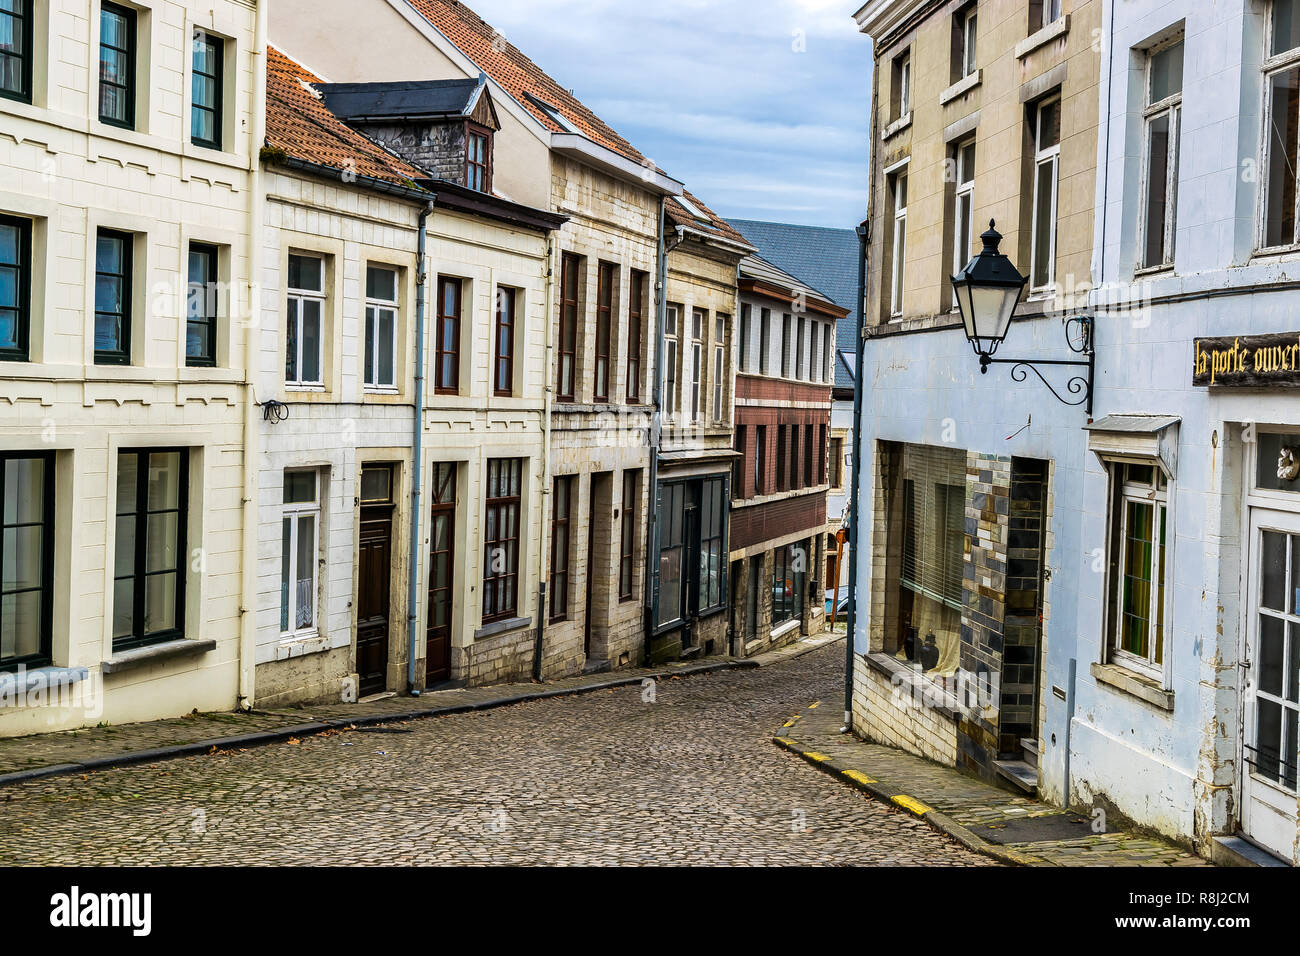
[426, 463, 456, 685]
[356, 504, 393, 697]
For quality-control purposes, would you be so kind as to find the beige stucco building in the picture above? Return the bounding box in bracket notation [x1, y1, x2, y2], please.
[0, 0, 264, 735]
[270, 0, 691, 681]
[252, 47, 564, 706]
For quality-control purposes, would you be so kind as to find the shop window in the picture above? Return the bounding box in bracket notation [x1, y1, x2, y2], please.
[898, 445, 966, 675]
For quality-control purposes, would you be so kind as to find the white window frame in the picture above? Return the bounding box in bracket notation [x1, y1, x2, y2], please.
[1106, 459, 1171, 681]
[280, 470, 320, 639]
[1138, 39, 1182, 271]
[960, 6, 978, 78]
[952, 138, 976, 276]
[664, 304, 679, 419]
[896, 51, 911, 117]
[286, 253, 325, 388]
[1030, 97, 1060, 294]
[823, 324, 832, 381]
[1040, 0, 1061, 30]
[363, 263, 399, 392]
[1260, 5, 1300, 252]
[889, 167, 908, 317]
[690, 307, 704, 422]
[759, 308, 771, 375]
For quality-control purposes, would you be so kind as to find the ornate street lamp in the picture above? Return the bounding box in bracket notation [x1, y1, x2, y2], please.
[951, 220, 1094, 416]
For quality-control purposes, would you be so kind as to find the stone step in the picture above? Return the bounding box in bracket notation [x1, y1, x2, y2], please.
[1211, 835, 1290, 867]
[993, 758, 1038, 794]
[1020, 736, 1039, 768]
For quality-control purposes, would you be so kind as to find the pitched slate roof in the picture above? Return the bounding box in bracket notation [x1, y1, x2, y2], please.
[739, 254, 846, 319]
[403, 0, 648, 163]
[667, 191, 754, 251]
[265, 46, 429, 190]
[728, 219, 861, 390]
[316, 77, 485, 122]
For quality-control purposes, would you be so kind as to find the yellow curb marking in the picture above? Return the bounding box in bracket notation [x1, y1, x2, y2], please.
[774, 737, 795, 747]
[892, 794, 933, 816]
[782, 721, 795, 727]
[808, 701, 820, 709]
[805, 751, 832, 762]
[842, 769, 877, 786]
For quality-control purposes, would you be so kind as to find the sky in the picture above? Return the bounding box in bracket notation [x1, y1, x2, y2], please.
[463, 0, 873, 229]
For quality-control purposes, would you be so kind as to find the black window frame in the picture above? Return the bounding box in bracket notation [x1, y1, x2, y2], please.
[112, 447, 189, 652]
[0, 450, 55, 672]
[94, 227, 132, 365]
[191, 29, 223, 150]
[0, 0, 33, 104]
[185, 241, 218, 367]
[98, 2, 136, 130]
[0, 212, 32, 362]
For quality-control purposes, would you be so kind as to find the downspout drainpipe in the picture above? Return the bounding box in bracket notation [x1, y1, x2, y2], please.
[844, 222, 868, 729]
[407, 198, 437, 695]
[533, 234, 558, 681]
[642, 198, 668, 662]
[237, 0, 268, 712]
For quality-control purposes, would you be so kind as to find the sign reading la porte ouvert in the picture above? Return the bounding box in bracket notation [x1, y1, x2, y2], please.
[1193, 332, 1300, 387]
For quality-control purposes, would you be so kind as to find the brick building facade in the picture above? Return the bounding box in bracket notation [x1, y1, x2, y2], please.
[727, 253, 844, 657]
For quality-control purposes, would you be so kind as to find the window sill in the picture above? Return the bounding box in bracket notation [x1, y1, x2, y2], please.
[1016, 15, 1070, 60]
[475, 615, 532, 641]
[881, 112, 912, 141]
[771, 619, 801, 641]
[1090, 661, 1174, 712]
[285, 384, 326, 393]
[1134, 263, 1174, 279]
[0, 666, 89, 698]
[101, 637, 217, 676]
[939, 69, 982, 105]
[862, 651, 964, 719]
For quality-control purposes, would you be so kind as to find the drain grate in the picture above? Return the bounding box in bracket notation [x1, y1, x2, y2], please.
[968, 812, 1092, 844]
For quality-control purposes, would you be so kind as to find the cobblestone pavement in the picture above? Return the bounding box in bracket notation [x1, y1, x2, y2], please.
[0, 644, 994, 866]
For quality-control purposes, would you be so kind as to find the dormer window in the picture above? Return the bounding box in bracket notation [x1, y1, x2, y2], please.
[467, 125, 491, 192]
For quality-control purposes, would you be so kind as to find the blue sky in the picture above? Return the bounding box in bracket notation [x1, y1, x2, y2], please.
[465, 0, 873, 229]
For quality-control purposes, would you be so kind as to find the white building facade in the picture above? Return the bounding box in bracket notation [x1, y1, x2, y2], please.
[0, 0, 263, 734]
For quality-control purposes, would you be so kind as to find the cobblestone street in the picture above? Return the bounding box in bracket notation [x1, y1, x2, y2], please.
[0, 645, 992, 866]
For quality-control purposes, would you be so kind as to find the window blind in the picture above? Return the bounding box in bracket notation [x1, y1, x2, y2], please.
[901, 445, 966, 610]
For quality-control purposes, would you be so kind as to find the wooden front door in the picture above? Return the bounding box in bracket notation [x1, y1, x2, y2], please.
[426, 463, 456, 685]
[356, 503, 393, 697]
[356, 464, 396, 697]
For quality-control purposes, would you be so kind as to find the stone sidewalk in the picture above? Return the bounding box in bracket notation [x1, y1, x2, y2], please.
[774, 697, 1211, 867]
[0, 631, 841, 786]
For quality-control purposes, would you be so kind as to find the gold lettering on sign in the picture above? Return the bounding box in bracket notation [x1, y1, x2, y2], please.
[1194, 333, 1300, 386]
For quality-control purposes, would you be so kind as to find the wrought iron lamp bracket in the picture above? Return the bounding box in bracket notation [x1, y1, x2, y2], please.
[976, 315, 1094, 416]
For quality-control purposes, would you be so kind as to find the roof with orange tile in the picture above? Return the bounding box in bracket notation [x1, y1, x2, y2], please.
[402, 2, 749, 248]
[404, 0, 648, 163]
[265, 46, 430, 191]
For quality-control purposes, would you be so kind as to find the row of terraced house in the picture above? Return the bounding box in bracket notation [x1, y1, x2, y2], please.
[0, 0, 859, 736]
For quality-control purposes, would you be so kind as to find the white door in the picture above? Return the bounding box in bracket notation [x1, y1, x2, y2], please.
[1242, 508, 1300, 862]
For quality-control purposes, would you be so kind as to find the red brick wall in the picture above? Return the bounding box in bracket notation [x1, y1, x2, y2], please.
[730, 491, 827, 552]
[736, 374, 831, 405]
[733, 407, 830, 500]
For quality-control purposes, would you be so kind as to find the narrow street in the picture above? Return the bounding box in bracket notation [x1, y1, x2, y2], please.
[0, 645, 991, 866]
